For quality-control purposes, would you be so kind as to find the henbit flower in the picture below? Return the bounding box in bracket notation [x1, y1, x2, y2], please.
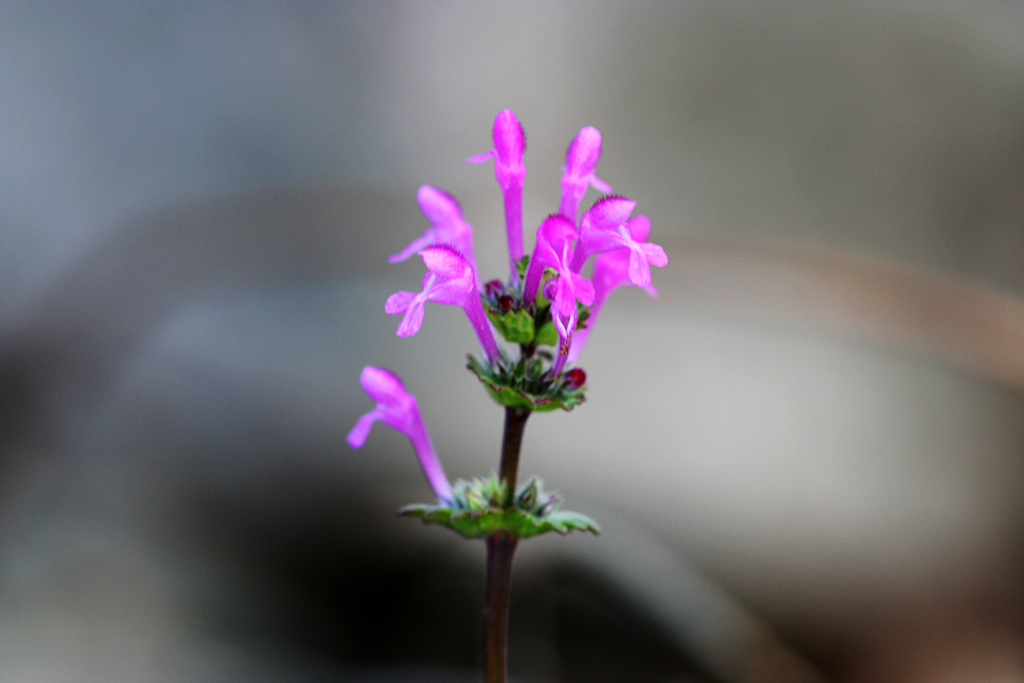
[567, 214, 660, 364]
[385, 246, 501, 362]
[347, 366, 453, 503]
[547, 241, 595, 321]
[389, 185, 477, 270]
[521, 214, 595, 374]
[522, 214, 578, 305]
[466, 109, 526, 281]
[571, 196, 668, 287]
[559, 126, 612, 221]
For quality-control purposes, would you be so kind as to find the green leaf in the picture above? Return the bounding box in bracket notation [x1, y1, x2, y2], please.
[486, 308, 536, 344]
[543, 510, 602, 535]
[515, 255, 530, 280]
[397, 475, 599, 540]
[399, 505, 600, 539]
[534, 321, 558, 347]
[466, 355, 587, 412]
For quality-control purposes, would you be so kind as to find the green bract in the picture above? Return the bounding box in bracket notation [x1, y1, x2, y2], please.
[398, 475, 600, 540]
[486, 308, 535, 344]
[467, 355, 587, 412]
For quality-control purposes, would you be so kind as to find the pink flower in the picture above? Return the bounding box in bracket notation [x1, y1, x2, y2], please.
[390, 185, 476, 271]
[466, 109, 527, 281]
[572, 196, 667, 287]
[559, 126, 612, 221]
[521, 215, 595, 373]
[522, 214, 578, 305]
[347, 366, 452, 503]
[567, 214, 660, 363]
[385, 246, 501, 362]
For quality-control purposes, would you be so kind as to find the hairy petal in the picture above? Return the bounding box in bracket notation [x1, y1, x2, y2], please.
[573, 195, 638, 269]
[493, 109, 526, 166]
[467, 110, 527, 278]
[583, 195, 637, 231]
[420, 244, 473, 281]
[559, 126, 609, 219]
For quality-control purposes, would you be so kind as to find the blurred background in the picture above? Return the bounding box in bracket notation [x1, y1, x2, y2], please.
[2, 2, 1024, 682]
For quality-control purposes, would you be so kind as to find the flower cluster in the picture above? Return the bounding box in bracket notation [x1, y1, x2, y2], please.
[348, 110, 666, 503]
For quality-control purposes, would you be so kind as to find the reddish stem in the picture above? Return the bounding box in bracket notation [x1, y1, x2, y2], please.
[483, 407, 530, 682]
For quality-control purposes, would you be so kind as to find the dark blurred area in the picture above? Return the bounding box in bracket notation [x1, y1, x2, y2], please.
[2, 2, 1024, 682]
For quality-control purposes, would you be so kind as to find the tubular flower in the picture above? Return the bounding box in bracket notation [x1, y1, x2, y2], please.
[390, 185, 477, 271]
[466, 109, 526, 280]
[573, 196, 667, 287]
[385, 246, 500, 362]
[347, 366, 452, 503]
[559, 126, 612, 221]
[567, 214, 660, 364]
[522, 214, 579, 305]
[522, 214, 595, 369]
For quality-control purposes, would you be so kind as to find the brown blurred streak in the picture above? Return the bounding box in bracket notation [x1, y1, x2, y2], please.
[661, 233, 1024, 391]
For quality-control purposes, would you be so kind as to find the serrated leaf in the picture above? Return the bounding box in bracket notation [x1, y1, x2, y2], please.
[544, 510, 601, 535]
[397, 504, 600, 540]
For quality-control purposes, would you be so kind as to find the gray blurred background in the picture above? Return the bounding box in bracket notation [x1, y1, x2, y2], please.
[2, 2, 1024, 682]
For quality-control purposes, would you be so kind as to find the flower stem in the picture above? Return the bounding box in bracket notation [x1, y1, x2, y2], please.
[483, 406, 530, 683]
[483, 531, 517, 683]
[499, 407, 530, 505]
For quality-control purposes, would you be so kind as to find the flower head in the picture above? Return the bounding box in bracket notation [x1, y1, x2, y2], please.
[347, 366, 452, 503]
[385, 246, 501, 361]
[390, 185, 476, 271]
[382, 111, 664, 411]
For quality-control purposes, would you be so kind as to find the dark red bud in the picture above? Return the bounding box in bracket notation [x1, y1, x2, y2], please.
[564, 368, 586, 388]
[498, 295, 514, 313]
[485, 279, 503, 297]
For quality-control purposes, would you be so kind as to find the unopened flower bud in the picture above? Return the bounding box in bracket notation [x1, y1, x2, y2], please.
[485, 279, 503, 297]
[564, 368, 586, 388]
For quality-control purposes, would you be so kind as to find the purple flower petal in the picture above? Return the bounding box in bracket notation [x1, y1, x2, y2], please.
[523, 214, 577, 305]
[347, 366, 452, 503]
[468, 110, 527, 280]
[386, 247, 500, 361]
[390, 186, 477, 269]
[567, 214, 663, 363]
[559, 126, 612, 220]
